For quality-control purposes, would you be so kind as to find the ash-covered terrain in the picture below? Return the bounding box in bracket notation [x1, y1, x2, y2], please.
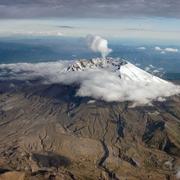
[0, 58, 180, 180]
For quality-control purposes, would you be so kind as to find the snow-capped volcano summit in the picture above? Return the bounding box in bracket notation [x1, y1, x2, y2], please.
[65, 58, 168, 84]
[66, 57, 127, 72]
[63, 58, 180, 104]
[0, 57, 180, 105]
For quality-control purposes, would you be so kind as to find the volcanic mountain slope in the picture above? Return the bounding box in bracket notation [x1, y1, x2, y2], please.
[0, 57, 179, 104]
[0, 58, 180, 179]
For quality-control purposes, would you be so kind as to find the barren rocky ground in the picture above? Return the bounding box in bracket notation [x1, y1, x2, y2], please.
[0, 81, 180, 179]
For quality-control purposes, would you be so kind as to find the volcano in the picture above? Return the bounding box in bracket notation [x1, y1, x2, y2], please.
[0, 58, 179, 105]
[0, 58, 180, 179]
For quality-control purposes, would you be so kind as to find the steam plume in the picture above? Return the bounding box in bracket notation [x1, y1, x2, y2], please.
[86, 35, 112, 58]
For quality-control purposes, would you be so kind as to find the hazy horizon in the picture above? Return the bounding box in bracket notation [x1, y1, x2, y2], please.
[0, 18, 180, 43]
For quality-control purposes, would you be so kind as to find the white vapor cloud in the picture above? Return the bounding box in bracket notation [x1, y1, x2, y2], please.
[144, 64, 165, 77]
[86, 35, 112, 58]
[154, 46, 179, 53]
[155, 46, 162, 51]
[0, 59, 180, 106]
[11, 30, 63, 36]
[164, 47, 178, 52]
[137, 47, 146, 50]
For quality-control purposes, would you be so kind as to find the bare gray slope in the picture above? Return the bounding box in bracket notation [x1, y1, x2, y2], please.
[0, 82, 180, 179]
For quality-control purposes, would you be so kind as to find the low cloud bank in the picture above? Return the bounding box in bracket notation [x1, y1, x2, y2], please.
[0, 59, 180, 105]
[86, 35, 112, 58]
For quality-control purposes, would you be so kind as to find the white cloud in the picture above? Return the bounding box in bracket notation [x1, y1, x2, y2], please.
[0, 59, 179, 106]
[164, 47, 178, 52]
[144, 64, 164, 77]
[149, 64, 154, 68]
[137, 47, 146, 50]
[86, 35, 112, 58]
[11, 30, 63, 36]
[135, 63, 141, 67]
[154, 46, 179, 53]
[145, 66, 151, 71]
[155, 46, 162, 51]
